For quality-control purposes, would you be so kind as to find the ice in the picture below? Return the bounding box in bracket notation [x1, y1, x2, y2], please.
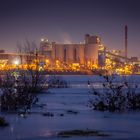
[0, 75, 140, 140]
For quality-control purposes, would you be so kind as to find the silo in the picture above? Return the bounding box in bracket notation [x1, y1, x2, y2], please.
[74, 44, 84, 64]
[85, 44, 98, 65]
[85, 35, 100, 65]
[67, 44, 74, 63]
[55, 44, 64, 61]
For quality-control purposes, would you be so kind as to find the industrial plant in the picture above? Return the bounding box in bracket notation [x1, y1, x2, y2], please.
[0, 27, 140, 74]
[40, 34, 100, 67]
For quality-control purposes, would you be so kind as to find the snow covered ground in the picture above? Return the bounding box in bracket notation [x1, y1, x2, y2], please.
[0, 75, 140, 140]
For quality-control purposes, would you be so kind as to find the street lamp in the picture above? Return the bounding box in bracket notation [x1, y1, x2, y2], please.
[14, 60, 19, 65]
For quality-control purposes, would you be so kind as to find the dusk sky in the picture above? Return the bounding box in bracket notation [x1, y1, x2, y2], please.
[0, 0, 140, 57]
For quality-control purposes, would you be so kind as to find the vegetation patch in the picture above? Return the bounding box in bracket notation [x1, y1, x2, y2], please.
[0, 117, 9, 127]
[58, 113, 64, 117]
[66, 110, 78, 114]
[57, 129, 110, 137]
[42, 112, 54, 117]
[89, 75, 140, 112]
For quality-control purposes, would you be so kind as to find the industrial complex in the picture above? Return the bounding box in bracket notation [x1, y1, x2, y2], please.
[40, 34, 100, 67]
[0, 27, 140, 74]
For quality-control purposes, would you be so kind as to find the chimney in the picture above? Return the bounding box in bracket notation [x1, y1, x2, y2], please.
[125, 25, 128, 58]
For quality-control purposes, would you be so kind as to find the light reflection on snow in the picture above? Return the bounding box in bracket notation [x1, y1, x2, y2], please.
[39, 130, 54, 137]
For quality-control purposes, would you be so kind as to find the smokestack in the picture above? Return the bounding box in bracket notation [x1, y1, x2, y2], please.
[125, 25, 128, 58]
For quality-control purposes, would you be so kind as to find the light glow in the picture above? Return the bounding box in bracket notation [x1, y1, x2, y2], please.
[13, 60, 19, 65]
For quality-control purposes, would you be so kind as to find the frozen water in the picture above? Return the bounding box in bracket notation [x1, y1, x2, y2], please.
[0, 75, 140, 140]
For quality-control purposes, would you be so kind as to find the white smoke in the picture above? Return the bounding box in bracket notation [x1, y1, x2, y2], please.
[60, 31, 72, 44]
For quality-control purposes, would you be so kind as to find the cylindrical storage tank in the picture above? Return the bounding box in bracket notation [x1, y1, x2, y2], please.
[85, 34, 90, 44]
[55, 44, 64, 61]
[67, 44, 74, 63]
[85, 44, 98, 65]
[51, 44, 56, 62]
[76, 44, 84, 64]
[49, 45, 55, 65]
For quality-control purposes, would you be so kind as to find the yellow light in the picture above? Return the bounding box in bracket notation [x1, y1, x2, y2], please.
[72, 63, 80, 67]
[46, 59, 50, 63]
[41, 38, 44, 42]
[87, 61, 91, 65]
[71, 63, 80, 71]
[13, 60, 19, 65]
[56, 60, 59, 63]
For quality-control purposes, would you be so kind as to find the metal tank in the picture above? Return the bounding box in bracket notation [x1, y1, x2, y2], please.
[85, 35, 100, 65]
[66, 44, 74, 63]
[73, 44, 84, 64]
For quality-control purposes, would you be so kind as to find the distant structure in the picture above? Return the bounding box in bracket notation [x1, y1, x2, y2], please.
[0, 50, 5, 53]
[125, 25, 128, 58]
[39, 34, 101, 66]
[0, 52, 44, 65]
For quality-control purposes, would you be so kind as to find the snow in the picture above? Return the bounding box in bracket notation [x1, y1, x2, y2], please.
[0, 75, 140, 140]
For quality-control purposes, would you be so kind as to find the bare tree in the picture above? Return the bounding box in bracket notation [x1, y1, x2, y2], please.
[0, 40, 46, 112]
[16, 39, 43, 92]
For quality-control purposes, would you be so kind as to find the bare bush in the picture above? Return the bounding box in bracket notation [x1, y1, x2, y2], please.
[0, 40, 47, 112]
[88, 75, 140, 112]
[0, 116, 9, 127]
[0, 71, 36, 112]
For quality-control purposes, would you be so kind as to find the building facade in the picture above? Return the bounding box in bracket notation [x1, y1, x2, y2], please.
[40, 34, 101, 67]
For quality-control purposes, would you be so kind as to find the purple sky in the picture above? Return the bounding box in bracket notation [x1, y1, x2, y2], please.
[0, 0, 140, 57]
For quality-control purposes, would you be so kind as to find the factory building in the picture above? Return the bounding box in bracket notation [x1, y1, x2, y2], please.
[39, 34, 102, 67]
[51, 44, 85, 64]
